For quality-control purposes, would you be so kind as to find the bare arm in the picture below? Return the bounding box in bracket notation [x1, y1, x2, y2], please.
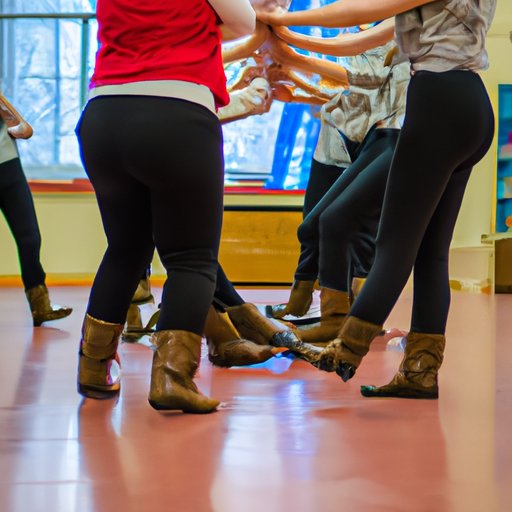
[209, 0, 256, 40]
[0, 93, 33, 139]
[257, 0, 436, 28]
[272, 17, 395, 56]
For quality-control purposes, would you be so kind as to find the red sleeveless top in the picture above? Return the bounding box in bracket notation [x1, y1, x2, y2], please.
[91, 0, 229, 108]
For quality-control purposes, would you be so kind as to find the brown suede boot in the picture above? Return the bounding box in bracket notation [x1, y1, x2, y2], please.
[226, 302, 295, 346]
[266, 280, 316, 319]
[77, 314, 124, 399]
[148, 330, 220, 413]
[225, 303, 323, 364]
[318, 315, 383, 381]
[25, 284, 73, 327]
[123, 276, 159, 342]
[296, 287, 350, 345]
[360, 332, 446, 399]
[204, 305, 278, 367]
[131, 275, 153, 304]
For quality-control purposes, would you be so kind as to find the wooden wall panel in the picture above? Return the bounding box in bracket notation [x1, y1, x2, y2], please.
[218, 210, 302, 284]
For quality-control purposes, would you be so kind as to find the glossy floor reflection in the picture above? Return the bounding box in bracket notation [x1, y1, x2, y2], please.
[0, 286, 510, 512]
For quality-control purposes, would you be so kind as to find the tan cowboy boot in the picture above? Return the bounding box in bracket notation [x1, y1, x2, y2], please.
[296, 287, 350, 345]
[25, 284, 72, 327]
[204, 305, 279, 367]
[360, 332, 446, 399]
[317, 315, 383, 381]
[77, 314, 124, 399]
[266, 280, 316, 319]
[148, 330, 219, 413]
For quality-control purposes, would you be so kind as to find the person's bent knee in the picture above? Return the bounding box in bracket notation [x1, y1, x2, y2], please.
[297, 219, 318, 245]
[160, 248, 218, 283]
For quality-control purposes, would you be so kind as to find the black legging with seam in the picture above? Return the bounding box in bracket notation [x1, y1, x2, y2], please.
[76, 95, 224, 335]
[212, 146, 375, 308]
[0, 157, 46, 289]
[349, 70, 495, 334]
[297, 128, 400, 293]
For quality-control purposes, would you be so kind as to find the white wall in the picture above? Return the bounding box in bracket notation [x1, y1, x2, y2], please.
[1, 5, 511, 280]
[452, 2, 512, 247]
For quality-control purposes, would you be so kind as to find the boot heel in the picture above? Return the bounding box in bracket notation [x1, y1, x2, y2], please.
[78, 351, 121, 399]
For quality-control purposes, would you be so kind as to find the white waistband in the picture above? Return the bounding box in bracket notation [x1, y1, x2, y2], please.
[88, 80, 216, 114]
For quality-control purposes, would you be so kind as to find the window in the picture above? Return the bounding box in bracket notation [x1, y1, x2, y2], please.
[1, 1, 97, 180]
[1, 0, 353, 192]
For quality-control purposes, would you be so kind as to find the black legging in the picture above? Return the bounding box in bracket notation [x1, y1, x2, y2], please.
[0, 157, 45, 289]
[303, 159, 346, 219]
[297, 128, 400, 293]
[350, 70, 495, 334]
[213, 264, 245, 309]
[293, 159, 346, 282]
[76, 95, 224, 335]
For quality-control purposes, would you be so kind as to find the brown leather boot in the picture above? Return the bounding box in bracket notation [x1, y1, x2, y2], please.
[148, 330, 220, 413]
[361, 332, 446, 399]
[77, 314, 124, 399]
[266, 280, 316, 319]
[226, 302, 302, 345]
[131, 275, 153, 304]
[296, 287, 350, 345]
[204, 305, 278, 367]
[226, 303, 322, 364]
[25, 284, 72, 327]
[317, 315, 383, 381]
[123, 275, 159, 341]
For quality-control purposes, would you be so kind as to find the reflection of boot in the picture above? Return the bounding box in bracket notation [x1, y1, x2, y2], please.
[361, 332, 445, 399]
[148, 330, 219, 413]
[204, 306, 277, 367]
[78, 314, 124, 399]
[318, 315, 382, 381]
[25, 284, 73, 327]
[266, 280, 315, 319]
[297, 287, 350, 345]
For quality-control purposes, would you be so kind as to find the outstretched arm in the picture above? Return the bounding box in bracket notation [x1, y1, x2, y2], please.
[222, 22, 270, 63]
[257, 0, 435, 28]
[0, 92, 33, 139]
[272, 17, 395, 56]
[210, 0, 256, 41]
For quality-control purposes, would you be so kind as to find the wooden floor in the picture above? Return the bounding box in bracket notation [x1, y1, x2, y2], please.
[0, 285, 511, 512]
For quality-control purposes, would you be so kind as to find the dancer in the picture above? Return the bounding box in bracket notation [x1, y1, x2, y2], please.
[0, 95, 72, 326]
[259, 0, 496, 399]
[267, 30, 409, 347]
[75, 0, 256, 413]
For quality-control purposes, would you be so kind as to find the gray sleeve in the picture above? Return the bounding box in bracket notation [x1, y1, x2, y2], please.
[0, 119, 19, 164]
